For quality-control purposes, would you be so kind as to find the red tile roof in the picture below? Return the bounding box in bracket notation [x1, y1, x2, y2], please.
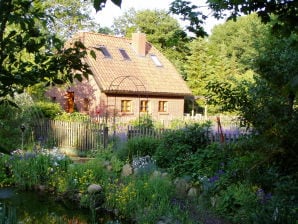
[68, 32, 192, 97]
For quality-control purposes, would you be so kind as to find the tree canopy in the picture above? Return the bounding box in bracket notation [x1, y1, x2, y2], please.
[44, 0, 100, 40]
[0, 0, 92, 104]
[93, 0, 297, 37]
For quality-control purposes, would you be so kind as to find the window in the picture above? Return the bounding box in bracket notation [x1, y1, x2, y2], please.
[96, 46, 112, 58]
[119, 49, 130, 60]
[121, 100, 132, 112]
[158, 101, 167, 112]
[150, 54, 163, 67]
[140, 100, 148, 112]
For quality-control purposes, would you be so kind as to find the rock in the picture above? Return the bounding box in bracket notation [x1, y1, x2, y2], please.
[174, 178, 190, 197]
[156, 216, 181, 224]
[106, 164, 113, 171]
[187, 187, 199, 197]
[121, 164, 133, 176]
[103, 160, 110, 167]
[87, 184, 102, 194]
[152, 170, 162, 177]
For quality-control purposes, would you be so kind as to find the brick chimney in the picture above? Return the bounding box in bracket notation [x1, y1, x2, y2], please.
[132, 32, 146, 57]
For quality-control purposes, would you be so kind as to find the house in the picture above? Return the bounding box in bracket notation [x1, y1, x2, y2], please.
[46, 32, 192, 122]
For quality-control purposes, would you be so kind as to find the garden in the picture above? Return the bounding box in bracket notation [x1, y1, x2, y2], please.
[1, 0, 298, 223]
[1, 113, 297, 223]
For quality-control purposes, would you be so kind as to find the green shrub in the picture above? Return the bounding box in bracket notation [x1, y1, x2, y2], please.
[0, 154, 14, 187]
[54, 111, 90, 122]
[251, 175, 298, 224]
[105, 175, 190, 223]
[154, 123, 210, 170]
[117, 136, 160, 161]
[0, 102, 23, 151]
[31, 101, 63, 119]
[129, 114, 154, 129]
[215, 182, 258, 223]
[170, 143, 228, 180]
[9, 152, 71, 190]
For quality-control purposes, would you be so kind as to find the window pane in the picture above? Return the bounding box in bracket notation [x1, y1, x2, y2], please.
[158, 101, 167, 112]
[121, 100, 131, 112]
[96, 46, 112, 58]
[119, 49, 130, 60]
[140, 100, 148, 112]
[150, 54, 163, 67]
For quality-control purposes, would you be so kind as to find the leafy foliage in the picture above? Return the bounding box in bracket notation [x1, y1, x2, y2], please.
[44, 0, 99, 40]
[29, 101, 63, 119]
[169, 0, 208, 37]
[154, 123, 210, 171]
[117, 136, 160, 162]
[129, 114, 154, 129]
[0, 0, 92, 103]
[207, 0, 298, 36]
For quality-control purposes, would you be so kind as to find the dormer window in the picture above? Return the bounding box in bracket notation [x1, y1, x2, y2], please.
[150, 54, 163, 67]
[119, 49, 130, 60]
[96, 46, 112, 58]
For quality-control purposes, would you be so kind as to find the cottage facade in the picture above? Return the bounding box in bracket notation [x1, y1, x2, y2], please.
[46, 32, 192, 122]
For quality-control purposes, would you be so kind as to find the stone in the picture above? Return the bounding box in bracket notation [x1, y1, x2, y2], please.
[106, 164, 113, 171]
[156, 216, 181, 224]
[174, 178, 190, 197]
[121, 164, 133, 177]
[187, 187, 199, 197]
[103, 160, 110, 167]
[152, 170, 162, 177]
[87, 184, 102, 194]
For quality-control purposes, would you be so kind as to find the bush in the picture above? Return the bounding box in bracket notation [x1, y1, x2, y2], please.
[170, 143, 228, 180]
[154, 123, 210, 170]
[54, 111, 90, 122]
[8, 151, 71, 190]
[117, 136, 160, 161]
[104, 175, 190, 223]
[0, 102, 23, 151]
[129, 114, 154, 129]
[215, 182, 258, 223]
[31, 101, 63, 119]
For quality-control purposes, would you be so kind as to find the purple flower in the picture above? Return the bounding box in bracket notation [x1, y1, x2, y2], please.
[256, 188, 272, 204]
[217, 169, 225, 175]
[209, 175, 219, 183]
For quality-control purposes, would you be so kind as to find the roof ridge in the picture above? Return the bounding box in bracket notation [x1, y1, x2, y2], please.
[73, 31, 132, 42]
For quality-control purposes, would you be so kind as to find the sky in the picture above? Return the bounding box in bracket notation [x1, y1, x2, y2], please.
[94, 0, 225, 34]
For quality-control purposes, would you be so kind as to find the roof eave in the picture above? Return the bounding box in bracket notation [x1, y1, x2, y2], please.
[103, 90, 193, 97]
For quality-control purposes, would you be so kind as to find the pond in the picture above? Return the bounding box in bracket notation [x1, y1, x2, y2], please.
[0, 188, 123, 224]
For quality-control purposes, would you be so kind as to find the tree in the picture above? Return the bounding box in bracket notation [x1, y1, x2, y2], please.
[91, 0, 298, 36]
[206, 0, 298, 36]
[0, 0, 91, 104]
[185, 36, 252, 114]
[208, 14, 269, 72]
[200, 14, 298, 171]
[169, 0, 208, 37]
[44, 0, 100, 40]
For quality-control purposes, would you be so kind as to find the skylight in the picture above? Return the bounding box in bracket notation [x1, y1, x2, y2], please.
[119, 49, 131, 60]
[150, 54, 163, 67]
[96, 46, 112, 58]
